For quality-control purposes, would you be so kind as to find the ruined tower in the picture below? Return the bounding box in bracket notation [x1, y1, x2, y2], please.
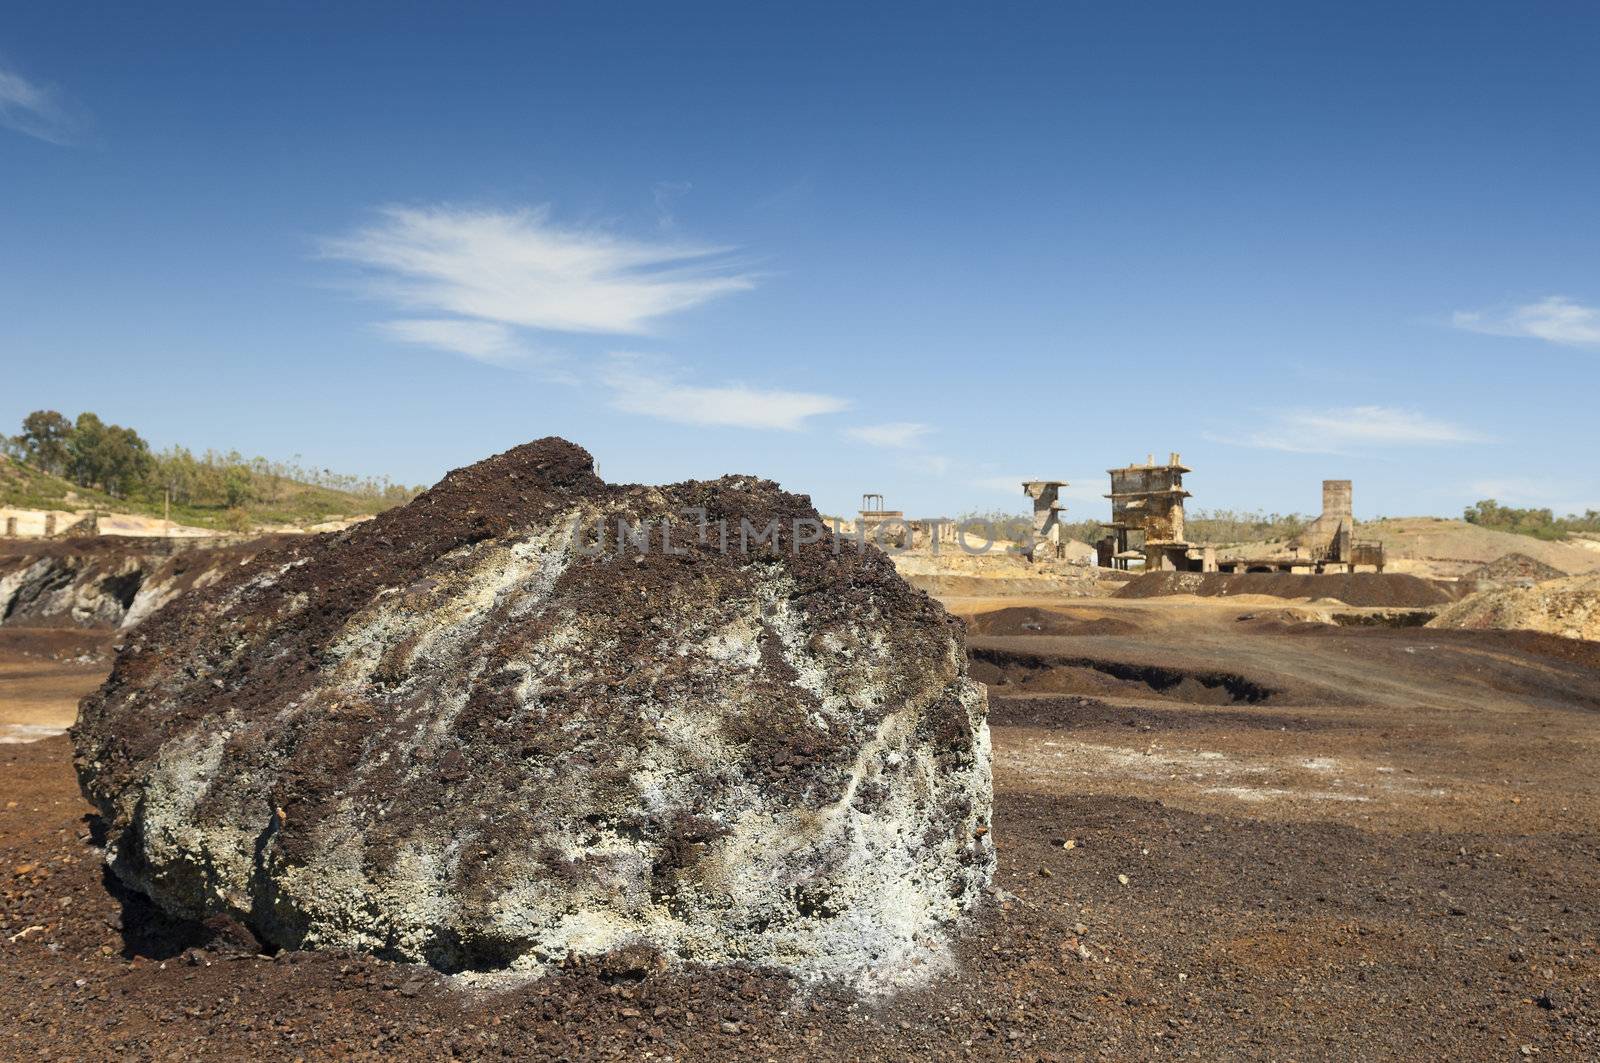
[1102, 453, 1193, 570]
[1219, 477, 1383, 574]
[1298, 479, 1354, 561]
[1021, 480, 1065, 561]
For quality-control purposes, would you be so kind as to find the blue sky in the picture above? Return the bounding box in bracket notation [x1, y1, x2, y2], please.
[3, 2, 1598, 521]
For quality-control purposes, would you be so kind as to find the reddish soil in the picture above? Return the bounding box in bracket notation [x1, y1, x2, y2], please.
[0, 629, 115, 744]
[3, 593, 1599, 1059]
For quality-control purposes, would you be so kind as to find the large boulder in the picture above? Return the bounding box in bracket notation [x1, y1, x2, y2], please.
[73, 439, 993, 991]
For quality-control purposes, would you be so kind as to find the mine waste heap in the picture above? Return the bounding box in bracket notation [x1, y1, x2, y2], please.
[71, 439, 993, 992]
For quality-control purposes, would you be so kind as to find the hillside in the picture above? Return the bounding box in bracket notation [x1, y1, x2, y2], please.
[0, 454, 401, 532]
[1359, 517, 1600, 577]
[1211, 517, 1600, 579]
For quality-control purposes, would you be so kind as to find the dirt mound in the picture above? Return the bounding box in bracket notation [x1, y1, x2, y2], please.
[1113, 571, 1461, 607]
[1428, 573, 1600, 642]
[72, 438, 993, 991]
[1466, 552, 1567, 584]
[964, 607, 1140, 638]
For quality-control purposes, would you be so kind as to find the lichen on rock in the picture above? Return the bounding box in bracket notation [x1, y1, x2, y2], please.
[72, 438, 993, 992]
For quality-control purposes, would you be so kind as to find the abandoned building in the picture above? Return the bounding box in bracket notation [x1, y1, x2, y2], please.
[1096, 454, 1215, 571]
[856, 493, 906, 547]
[0, 509, 98, 540]
[855, 494, 958, 550]
[1214, 479, 1385, 574]
[913, 517, 960, 549]
[1302, 479, 1385, 572]
[1004, 456, 1385, 574]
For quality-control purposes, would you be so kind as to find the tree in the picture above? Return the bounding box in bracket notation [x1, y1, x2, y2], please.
[154, 446, 201, 504]
[67, 412, 109, 488]
[223, 465, 253, 508]
[14, 410, 73, 475]
[65, 412, 152, 498]
[1463, 499, 1568, 541]
[100, 424, 154, 497]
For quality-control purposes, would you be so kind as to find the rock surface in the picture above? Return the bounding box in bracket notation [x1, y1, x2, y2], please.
[0, 537, 284, 629]
[0, 542, 150, 627]
[72, 439, 993, 991]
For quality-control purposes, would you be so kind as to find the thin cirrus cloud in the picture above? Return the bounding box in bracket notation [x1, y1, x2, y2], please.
[601, 357, 849, 431]
[320, 204, 758, 361]
[1451, 296, 1600, 349]
[0, 66, 82, 145]
[897, 453, 953, 477]
[1212, 405, 1483, 453]
[375, 319, 529, 364]
[327, 204, 846, 431]
[842, 423, 955, 480]
[843, 422, 931, 449]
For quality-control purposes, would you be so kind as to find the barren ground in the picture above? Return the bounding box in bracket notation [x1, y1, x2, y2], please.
[3, 594, 1598, 1060]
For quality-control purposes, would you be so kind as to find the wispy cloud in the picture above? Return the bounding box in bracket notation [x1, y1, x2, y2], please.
[1452, 296, 1600, 349]
[376, 319, 529, 364]
[1211, 405, 1482, 453]
[652, 181, 693, 230]
[322, 205, 757, 341]
[897, 453, 953, 477]
[601, 357, 848, 431]
[0, 67, 81, 145]
[843, 422, 931, 449]
[326, 204, 856, 428]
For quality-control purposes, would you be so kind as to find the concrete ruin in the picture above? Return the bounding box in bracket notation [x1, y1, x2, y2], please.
[909, 517, 960, 550]
[857, 493, 908, 548]
[1021, 481, 1065, 561]
[1299, 479, 1354, 557]
[1098, 454, 1214, 572]
[1215, 479, 1385, 574]
[1083, 461, 1380, 575]
[1, 509, 99, 540]
[855, 495, 958, 552]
